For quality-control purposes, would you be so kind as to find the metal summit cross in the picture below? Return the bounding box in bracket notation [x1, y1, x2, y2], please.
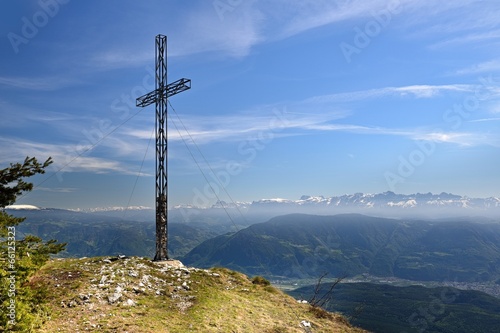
[136, 34, 191, 261]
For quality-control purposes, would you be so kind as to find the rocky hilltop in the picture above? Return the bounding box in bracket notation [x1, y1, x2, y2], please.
[29, 256, 368, 333]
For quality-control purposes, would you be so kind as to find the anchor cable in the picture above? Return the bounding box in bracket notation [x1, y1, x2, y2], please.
[168, 101, 310, 332]
[121, 126, 155, 220]
[25, 107, 149, 200]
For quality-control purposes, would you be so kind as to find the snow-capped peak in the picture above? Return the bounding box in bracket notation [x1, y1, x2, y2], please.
[5, 204, 41, 210]
[72, 206, 153, 213]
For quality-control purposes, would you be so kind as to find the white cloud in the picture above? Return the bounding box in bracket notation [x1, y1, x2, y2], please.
[455, 60, 500, 76]
[307, 84, 474, 103]
[392, 85, 472, 98]
[125, 95, 500, 150]
[171, 1, 263, 58]
[173, 0, 392, 57]
[36, 187, 77, 193]
[89, 50, 151, 70]
[121, 82, 494, 148]
[128, 108, 343, 144]
[430, 30, 500, 50]
[0, 137, 140, 175]
[55, 0, 500, 71]
[469, 117, 500, 123]
[0, 76, 80, 91]
[274, 0, 408, 39]
[402, 0, 500, 36]
[221, 0, 500, 52]
[413, 132, 471, 145]
[411, 130, 500, 148]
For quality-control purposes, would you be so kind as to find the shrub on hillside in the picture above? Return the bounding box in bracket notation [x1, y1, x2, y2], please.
[0, 157, 66, 331]
[251, 276, 270, 286]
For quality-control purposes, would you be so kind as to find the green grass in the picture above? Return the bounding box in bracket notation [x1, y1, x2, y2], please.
[29, 257, 368, 333]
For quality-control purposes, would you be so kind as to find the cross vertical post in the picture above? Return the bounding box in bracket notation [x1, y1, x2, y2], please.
[136, 34, 191, 261]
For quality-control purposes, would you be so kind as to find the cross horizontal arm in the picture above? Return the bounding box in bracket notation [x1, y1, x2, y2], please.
[136, 78, 191, 107]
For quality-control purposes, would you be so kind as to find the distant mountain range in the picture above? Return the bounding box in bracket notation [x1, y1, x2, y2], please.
[8, 191, 500, 220]
[5, 207, 221, 258]
[7, 192, 500, 284]
[253, 191, 500, 208]
[172, 191, 500, 221]
[182, 213, 500, 283]
[244, 192, 500, 218]
[173, 191, 500, 218]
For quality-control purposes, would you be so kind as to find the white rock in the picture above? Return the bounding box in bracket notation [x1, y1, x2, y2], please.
[108, 287, 123, 304]
[108, 293, 121, 304]
[123, 299, 136, 307]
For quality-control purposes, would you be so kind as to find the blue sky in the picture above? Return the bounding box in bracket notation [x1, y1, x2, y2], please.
[1, 0, 500, 209]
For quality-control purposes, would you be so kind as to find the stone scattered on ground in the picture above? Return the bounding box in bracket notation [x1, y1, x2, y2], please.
[58, 256, 217, 312]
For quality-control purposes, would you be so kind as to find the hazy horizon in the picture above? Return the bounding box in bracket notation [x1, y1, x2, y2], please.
[7, 191, 500, 219]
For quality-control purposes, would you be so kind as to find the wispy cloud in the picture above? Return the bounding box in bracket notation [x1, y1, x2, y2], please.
[206, 0, 500, 55]
[0, 137, 141, 175]
[126, 98, 500, 150]
[430, 30, 500, 50]
[89, 50, 151, 70]
[454, 60, 500, 76]
[58, 0, 500, 70]
[127, 108, 345, 144]
[273, 0, 399, 39]
[412, 131, 474, 146]
[469, 117, 500, 123]
[173, 1, 263, 58]
[36, 187, 78, 193]
[307, 84, 474, 104]
[15, 109, 89, 131]
[303, 122, 500, 148]
[174, 0, 391, 57]
[403, 0, 500, 36]
[118, 83, 492, 149]
[0, 76, 80, 91]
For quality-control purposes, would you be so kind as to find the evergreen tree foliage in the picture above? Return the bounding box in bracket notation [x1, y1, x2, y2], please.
[0, 157, 66, 332]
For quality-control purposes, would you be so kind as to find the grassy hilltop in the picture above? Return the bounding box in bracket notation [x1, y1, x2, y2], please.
[28, 256, 367, 333]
